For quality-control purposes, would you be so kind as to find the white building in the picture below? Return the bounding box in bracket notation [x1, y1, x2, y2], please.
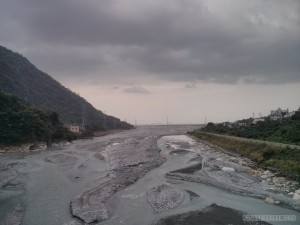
[69, 125, 80, 133]
[252, 118, 265, 124]
[269, 108, 290, 121]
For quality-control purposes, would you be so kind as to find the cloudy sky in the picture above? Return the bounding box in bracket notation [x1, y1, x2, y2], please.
[1, 0, 300, 124]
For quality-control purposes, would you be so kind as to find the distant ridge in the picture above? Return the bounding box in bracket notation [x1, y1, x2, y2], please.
[0, 46, 132, 130]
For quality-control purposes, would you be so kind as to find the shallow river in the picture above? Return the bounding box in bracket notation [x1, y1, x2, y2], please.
[0, 126, 299, 225]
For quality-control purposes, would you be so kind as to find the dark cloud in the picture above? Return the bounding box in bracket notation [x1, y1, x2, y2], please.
[122, 86, 151, 94]
[1, 0, 300, 84]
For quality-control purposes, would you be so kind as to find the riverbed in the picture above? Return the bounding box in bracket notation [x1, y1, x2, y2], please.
[0, 126, 299, 225]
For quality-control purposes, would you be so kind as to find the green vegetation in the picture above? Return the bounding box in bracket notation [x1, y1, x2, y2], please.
[202, 118, 300, 145]
[0, 46, 133, 131]
[0, 93, 76, 145]
[190, 131, 300, 181]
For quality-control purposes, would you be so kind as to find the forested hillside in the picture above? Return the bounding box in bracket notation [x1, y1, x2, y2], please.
[0, 46, 132, 131]
[0, 93, 76, 145]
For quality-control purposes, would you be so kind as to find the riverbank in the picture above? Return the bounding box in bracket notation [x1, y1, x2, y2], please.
[189, 131, 300, 182]
[0, 130, 126, 153]
[188, 131, 300, 202]
[0, 141, 73, 153]
[0, 142, 47, 153]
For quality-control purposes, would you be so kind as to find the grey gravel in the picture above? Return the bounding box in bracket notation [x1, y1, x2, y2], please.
[3, 204, 25, 225]
[147, 184, 184, 213]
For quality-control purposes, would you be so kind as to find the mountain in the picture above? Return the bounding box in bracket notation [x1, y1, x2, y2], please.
[0, 46, 133, 130]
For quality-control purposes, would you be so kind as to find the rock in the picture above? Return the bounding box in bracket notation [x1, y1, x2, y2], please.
[29, 143, 47, 151]
[293, 192, 300, 200]
[264, 197, 275, 204]
[147, 184, 184, 213]
[274, 201, 280, 205]
[295, 189, 300, 195]
[272, 177, 286, 184]
[229, 157, 239, 163]
[261, 170, 275, 178]
[248, 169, 256, 175]
[260, 175, 268, 180]
[94, 153, 105, 160]
[71, 200, 108, 223]
[221, 167, 235, 172]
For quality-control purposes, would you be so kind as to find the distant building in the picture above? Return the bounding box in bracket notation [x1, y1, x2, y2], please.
[69, 125, 80, 133]
[222, 122, 233, 128]
[269, 108, 291, 121]
[234, 118, 252, 127]
[252, 118, 265, 124]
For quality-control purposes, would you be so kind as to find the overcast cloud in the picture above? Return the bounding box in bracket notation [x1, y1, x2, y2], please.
[1, 0, 300, 84]
[1, 0, 300, 123]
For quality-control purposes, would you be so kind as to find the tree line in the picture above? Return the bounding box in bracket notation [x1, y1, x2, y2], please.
[202, 114, 300, 145]
[0, 93, 76, 145]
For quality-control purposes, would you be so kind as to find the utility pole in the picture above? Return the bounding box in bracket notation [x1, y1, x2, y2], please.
[82, 104, 86, 129]
[82, 116, 85, 128]
[205, 116, 207, 125]
[103, 111, 106, 130]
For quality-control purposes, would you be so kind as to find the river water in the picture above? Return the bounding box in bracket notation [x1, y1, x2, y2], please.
[0, 126, 299, 225]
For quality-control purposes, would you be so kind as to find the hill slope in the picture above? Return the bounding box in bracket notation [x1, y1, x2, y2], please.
[0, 46, 132, 130]
[0, 93, 76, 145]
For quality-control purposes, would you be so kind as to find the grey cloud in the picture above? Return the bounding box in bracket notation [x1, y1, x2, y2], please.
[122, 86, 151, 94]
[1, 0, 300, 84]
